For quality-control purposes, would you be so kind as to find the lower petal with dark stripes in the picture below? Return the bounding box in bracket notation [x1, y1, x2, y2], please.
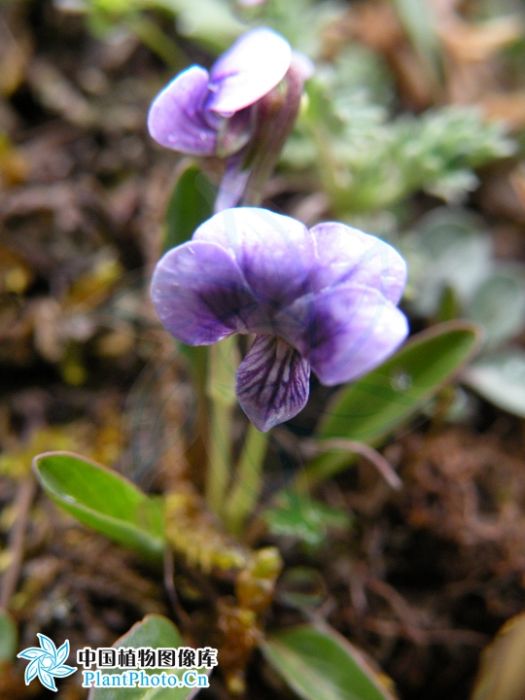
[236, 334, 310, 432]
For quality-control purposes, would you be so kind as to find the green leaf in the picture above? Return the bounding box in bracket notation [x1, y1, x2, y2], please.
[261, 624, 395, 700]
[465, 268, 525, 348]
[33, 452, 164, 562]
[463, 350, 525, 418]
[89, 614, 208, 699]
[263, 490, 351, 547]
[162, 163, 216, 393]
[155, 0, 246, 51]
[319, 321, 480, 441]
[299, 322, 481, 487]
[164, 163, 215, 252]
[471, 612, 525, 700]
[392, 0, 442, 83]
[256, 0, 345, 57]
[436, 284, 461, 323]
[0, 609, 17, 662]
[277, 567, 327, 610]
[405, 208, 492, 317]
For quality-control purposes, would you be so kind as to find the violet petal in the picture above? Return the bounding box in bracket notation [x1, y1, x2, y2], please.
[147, 66, 217, 155]
[193, 207, 314, 314]
[277, 283, 409, 385]
[310, 222, 407, 304]
[215, 107, 253, 158]
[207, 28, 291, 114]
[236, 335, 311, 431]
[150, 240, 257, 345]
[215, 154, 251, 212]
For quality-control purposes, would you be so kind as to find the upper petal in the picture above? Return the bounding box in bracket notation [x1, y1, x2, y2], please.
[193, 207, 315, 317]
[277, 283, 409, 385]
[236, 335, 310, 431]
[310, 222, 407, 304]
[207, 28, 292, 114]
[147, 66, 217, 155]
[151, 240, 257, 345]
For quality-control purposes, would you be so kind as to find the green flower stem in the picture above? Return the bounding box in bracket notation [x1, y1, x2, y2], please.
[225, 423, 269, 535]
[206, 400, 233, 517]
[125, 13, 185, 68]
[241, 59, 305, 206]
[303, 108, 350, 215]
[205, 338, 238, 517]
[205, 61, 305, 525]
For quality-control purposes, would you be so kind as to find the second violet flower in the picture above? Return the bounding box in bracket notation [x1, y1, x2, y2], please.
[151, 208, 409, 432]
[147, 27, 292, 159]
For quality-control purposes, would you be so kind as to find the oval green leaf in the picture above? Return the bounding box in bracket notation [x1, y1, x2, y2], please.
[301, 322, 480, 487]
[405, 209, 491, 317]
[89, 614, 208, 699]
[466, 268, 525, 349]
[164, 162, 215, 252]
[162, 162, 215, 387]
[318, 321, 481, 441]
[261, 624, 395, 700]
[392, 0, 442, 84]
[0, 609, 17, 662]
[464, 350, 525, 418]
[471, 612, 525, 700]
[263, 491, 351, 547]
[33, 452, 164, 562]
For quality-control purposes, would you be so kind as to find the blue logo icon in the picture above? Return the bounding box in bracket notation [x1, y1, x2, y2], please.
[17, 633, 77, 692]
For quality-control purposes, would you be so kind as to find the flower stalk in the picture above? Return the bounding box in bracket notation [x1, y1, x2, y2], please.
[216, 57, 308, 210]
[205, 337, 238, 517]
[242, 59, 307, 206]
[225, 423, 269, 534]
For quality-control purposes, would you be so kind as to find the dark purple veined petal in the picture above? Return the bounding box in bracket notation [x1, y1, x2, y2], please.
[276, 283, 409, 385]
[207, 28, 292, 114]
[310, 222, 407, 304]
[147, 66, 217, 156]
[193, 208, 315, 314]
[150, 241, 258, 345]
[236, 335, 311, 431]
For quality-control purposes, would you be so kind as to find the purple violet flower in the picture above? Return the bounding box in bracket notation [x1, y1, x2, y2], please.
[151, 208, 409, 432]
[147, 28, 292, 158]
